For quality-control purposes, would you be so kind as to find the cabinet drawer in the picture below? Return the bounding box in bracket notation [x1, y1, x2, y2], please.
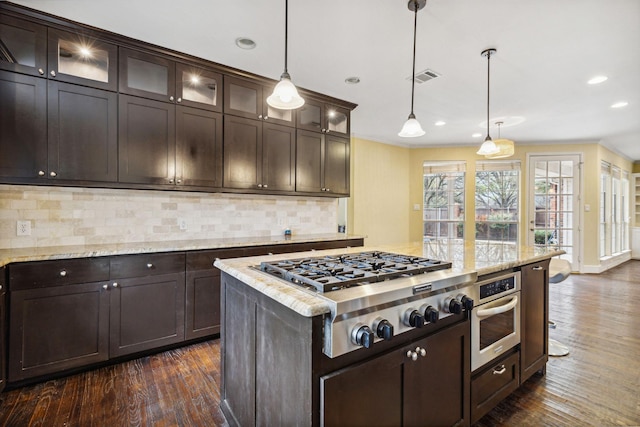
[471, 350, 520, 424]
[9, 258, 110, 290]
[110, 252, 185, 278]
[186, 249, 245, 271]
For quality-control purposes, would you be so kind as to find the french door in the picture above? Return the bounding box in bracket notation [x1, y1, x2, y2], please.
[527, 154, 581, 270]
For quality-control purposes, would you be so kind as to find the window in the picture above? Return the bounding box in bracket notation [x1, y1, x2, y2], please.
[600, 162, 630, 259]
[423, 162, 465, 242]
[475, 161, 520, 247]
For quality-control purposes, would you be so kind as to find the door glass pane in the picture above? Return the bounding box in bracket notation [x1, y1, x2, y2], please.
[327, 108, 347, 133]
[127, 57, 168, 95]
[299, 103, 321, 130]
[0, 23, 36, 66]
[229, 83, 257, 114]
[182, 70, 217, 105]
[58, 38, 109, 83]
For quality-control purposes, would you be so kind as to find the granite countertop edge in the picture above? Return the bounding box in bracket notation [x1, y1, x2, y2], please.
[0, 233, 364, 268]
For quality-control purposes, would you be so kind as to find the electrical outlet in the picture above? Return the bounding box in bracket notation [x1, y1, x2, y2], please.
[178, 219, 187, 231]
[17, 220, 31, 236]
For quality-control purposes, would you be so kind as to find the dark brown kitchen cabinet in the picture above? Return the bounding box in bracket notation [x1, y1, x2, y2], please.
[296, 97, 350, 137]
[119, 94, 223, 188]
[47, 28, 117, 91]
[120, 48, 222, 112]
[48, 81, 118, 182]
[109, 253, 185, 357]
[320, 320, 470, 427]
[223, 115, 295, 192]
[0, 267, 6, 393]
[7, 258, 111, 382]
[296, 130, 350, 196]
[223, 75, 295, 127]
[471, 349, 520, 424]
[520, 259, 550, 383]
[0, 70, 47, 180]
[0, 14, 47, 77]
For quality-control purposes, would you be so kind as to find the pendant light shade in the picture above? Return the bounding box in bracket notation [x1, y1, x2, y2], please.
[485, 121, 514, 158]
[267, 0, 304, 110]
[398, 0, 426, 138]
[476, 48, 500, 156]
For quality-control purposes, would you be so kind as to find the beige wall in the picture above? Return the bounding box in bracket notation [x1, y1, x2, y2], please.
[352, 137, 633, 270]
[348, 137, 411, 245]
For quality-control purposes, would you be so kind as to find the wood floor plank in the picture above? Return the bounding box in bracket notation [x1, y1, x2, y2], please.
[1, 261, 639, 426]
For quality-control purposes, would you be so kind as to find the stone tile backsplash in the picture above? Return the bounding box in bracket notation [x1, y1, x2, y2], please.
[0, 185, 338, 249]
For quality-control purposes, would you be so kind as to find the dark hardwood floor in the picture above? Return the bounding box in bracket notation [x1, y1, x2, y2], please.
[1, 260, 639, 426]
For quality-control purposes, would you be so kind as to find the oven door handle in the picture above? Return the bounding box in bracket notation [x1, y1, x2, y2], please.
[476, 295, 518, 319]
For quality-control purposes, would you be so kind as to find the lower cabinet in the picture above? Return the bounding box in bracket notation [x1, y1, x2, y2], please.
[470, 350, 520, 424]
[520, 259, 550, 383]
[320, 320, 470, 427]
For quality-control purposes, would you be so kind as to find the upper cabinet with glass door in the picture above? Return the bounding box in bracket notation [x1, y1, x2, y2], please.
[296, 97, 350, 137]
[0, 15, 47, 77]
[224, 75, 295, 127]
[120, 47, 221, 111]
[48, 28, 117, 91]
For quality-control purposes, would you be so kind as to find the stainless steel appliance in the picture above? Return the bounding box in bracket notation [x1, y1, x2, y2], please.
[469, 271, 521, 371]
[258, 251, 477, 358]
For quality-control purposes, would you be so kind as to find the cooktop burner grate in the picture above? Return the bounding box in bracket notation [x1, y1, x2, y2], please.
[259, 251, 452, 293]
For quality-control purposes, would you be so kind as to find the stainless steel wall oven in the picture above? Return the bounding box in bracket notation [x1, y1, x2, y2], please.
[470, 271, 521, 371]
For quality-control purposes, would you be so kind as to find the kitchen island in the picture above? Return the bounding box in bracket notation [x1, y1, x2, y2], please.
[215, 241, 563, 427]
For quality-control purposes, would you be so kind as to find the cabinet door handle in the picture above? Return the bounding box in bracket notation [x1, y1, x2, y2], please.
[112, 282, 119, 288]
[102, 284, 108, 290]
[169, 96, 174, 101]
[177, 97, 182, 103]
[59, 269, 67, 277]
[50, 171, 57, 177]
[263, 184, 268, 188]
[258, 114, 263, 119]
[532, 266, 544, 271]
[38, 170, 46, 176]
[50, 70, 56, 77]
[38, 68, 44, 75]
[147, 263, 153, 269]
[492, 364, 506, 375]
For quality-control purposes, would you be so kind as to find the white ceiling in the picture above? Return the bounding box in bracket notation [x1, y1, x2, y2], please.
[14, 0, 640, 161]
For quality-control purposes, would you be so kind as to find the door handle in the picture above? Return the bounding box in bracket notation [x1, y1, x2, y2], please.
[476, 295, 518, 318]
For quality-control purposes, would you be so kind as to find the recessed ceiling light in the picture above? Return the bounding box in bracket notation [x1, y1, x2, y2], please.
[588, 75, 608, 85]
[235, 37, 256, 50]
[345, 76, 360, 84]
[472, 133, 482, 138]
[435, 121, 446, 126]
[611, 101, 628, 108]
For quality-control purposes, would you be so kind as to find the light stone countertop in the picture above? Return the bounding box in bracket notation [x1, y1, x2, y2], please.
[0, 233, 363, 268]
[214, 241, 565, 317]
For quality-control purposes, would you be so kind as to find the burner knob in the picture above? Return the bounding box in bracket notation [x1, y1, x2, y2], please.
[351, 324, 375, 349]
[445, 297, 462, 315]
[374, 319, 394, 341]
[421, 305, 439, 323]
[458, 294, 474, 311]
[404, 309, 425, 328]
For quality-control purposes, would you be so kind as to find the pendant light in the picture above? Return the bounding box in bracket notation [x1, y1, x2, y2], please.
[485, 121, 515, 159]
[266, 0, 304, 110]
[476, 48, 500, 155]
[398, 0, 426, 138]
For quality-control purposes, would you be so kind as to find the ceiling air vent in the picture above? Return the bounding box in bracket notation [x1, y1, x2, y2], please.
[407, 69, 441, 84]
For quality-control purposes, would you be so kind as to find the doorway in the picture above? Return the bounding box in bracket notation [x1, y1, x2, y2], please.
[527, 154, 581, 270]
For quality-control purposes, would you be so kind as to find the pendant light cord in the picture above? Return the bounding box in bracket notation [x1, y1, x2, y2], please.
[283, 0, 289, 75]
[409, 0, 418, 116]
[485, 49, 491, 140]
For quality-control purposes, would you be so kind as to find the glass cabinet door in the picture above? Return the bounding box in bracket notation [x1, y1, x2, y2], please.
[176, 63, 222, 112]
[0, 15, 47, 77]
[48, 28, 117, 91]
[224, 75, 262, 119]
[326, 105, 350, 136]
[119, 47, 175, 102]
[297, 99, 324, 133]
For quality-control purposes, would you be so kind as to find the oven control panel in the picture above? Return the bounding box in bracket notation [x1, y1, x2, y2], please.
[479, 275, 516, 299]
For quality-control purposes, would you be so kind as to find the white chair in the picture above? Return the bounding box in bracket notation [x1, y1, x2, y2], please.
[548, 258, 572, 356]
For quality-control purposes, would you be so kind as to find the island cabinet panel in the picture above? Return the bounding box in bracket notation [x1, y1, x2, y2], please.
[520, 258, 550, 383]
[470, 349, 520, 424]
[320, 320, 470, 427]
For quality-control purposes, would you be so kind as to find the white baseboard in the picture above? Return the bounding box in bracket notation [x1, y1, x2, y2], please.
[583, 251, 632, 273]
